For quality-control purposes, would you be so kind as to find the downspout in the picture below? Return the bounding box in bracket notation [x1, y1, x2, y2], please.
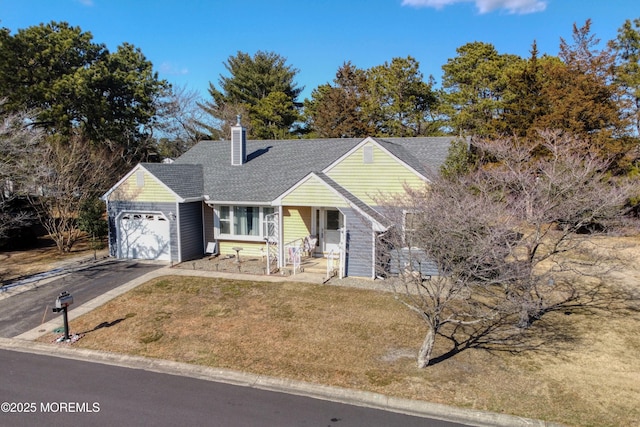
[339, 224, 346, 279]
[175, 202, 181, 263]
[371, 228, 376, 280]
[104, 198, 112, 257]
[201, 202, 206, 256]
[278, 205, 284, 270]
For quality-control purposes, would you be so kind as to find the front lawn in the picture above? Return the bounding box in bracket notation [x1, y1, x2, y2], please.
[41, 273, 640, 427]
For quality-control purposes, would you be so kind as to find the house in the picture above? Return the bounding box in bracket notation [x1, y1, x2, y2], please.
[102, 119, 455, 279]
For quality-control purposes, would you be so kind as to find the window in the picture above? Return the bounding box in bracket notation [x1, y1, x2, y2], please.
[326, 210, 340, 230]
[263, 207, 275, 237]
[234, 206, 259, 236]
[136, 170, 145, 187]
[403, 211, 419, 247]
[217, 206, 274, 239]
[219, 206, 231, 234]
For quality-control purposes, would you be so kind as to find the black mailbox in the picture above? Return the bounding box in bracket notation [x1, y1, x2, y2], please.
[55, 291, 73, 310]
[52, 291, 73, 341]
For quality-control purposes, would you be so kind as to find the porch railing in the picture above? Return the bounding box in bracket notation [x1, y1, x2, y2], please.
[264, 212, 279, 275]
[283, 236, 319, 275]
[264, 238, 279, 275]
[284, 238, 304, 275]
[326, 249, 344, 280]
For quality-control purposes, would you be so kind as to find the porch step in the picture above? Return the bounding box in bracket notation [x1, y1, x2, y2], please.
[298, 257, 329, 273]
[302, 266, 327, 274]
[283, 255, 339, 279]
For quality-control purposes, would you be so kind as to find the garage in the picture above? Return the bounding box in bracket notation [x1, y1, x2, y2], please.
[118, 213, 170, 261]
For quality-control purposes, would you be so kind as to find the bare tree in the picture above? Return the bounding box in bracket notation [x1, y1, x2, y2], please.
[378, 130, 637, 368]
[0, 106, 42, 241]
[195, 100, 252, 141]
[154, 84, 211, 158]
[23, 133, 118, 252]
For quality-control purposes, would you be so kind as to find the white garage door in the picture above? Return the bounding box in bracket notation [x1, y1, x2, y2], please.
[118, 213, 170, 261]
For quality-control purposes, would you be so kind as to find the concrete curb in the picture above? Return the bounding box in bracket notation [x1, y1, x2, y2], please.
[0, 337, 558, 427]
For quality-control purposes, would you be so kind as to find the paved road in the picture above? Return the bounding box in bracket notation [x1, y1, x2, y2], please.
[0, 261, 162, 338]
[0, 348, 465, 427]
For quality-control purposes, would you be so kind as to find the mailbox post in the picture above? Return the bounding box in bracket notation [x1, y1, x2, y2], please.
[52, 291, 73, 341]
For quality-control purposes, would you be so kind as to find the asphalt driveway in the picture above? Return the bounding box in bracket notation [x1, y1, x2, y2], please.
[0, 260, 163, 338]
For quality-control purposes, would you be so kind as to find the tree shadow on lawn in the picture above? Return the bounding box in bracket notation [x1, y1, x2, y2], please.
[427, 282, 638, 366]
[428, 313, 579, 366]
[79, 317, 129, 335]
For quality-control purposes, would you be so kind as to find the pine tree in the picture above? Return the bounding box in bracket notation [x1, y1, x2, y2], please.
[199, 51, 303, 139]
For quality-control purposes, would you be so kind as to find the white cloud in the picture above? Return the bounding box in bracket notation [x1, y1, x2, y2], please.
[160, 62, 189, 76]
[401, 0, 547, 14]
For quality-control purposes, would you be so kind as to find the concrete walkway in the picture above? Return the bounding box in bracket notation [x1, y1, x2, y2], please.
[5, 260, 560, 427]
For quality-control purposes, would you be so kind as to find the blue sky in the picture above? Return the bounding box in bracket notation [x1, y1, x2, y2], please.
[1, 0, 637, 100]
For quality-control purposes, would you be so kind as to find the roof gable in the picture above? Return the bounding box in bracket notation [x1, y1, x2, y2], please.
[275, 173, 350, 207]
[275, 172, 388, 230]
[321, 137, 424, 180]
[321, 138, 429, 205]
[103, 163, 203, 203]
[315, 173, 389, 230]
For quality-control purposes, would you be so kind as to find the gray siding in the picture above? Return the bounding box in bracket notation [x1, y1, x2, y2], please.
[373, 204, 439, 278]
[388, 248, 439, 278]
[107, 201, 178, 261]
[340, 207, 374, 278]
[178, 202, 204, 261]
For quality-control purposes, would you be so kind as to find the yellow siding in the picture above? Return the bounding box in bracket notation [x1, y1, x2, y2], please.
[281, 177, 348, 207]
[326, 143, 425, 204]
[109, 169, 177, 203]
[283, 206, 311, 243]
[219, 241, 265, 258]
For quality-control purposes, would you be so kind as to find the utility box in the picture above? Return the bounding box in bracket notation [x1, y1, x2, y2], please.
[55, 291, 74, 310]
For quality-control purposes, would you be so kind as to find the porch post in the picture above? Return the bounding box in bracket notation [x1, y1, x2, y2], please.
[339, 226, 346, 279]
[278, 205, 284, 269]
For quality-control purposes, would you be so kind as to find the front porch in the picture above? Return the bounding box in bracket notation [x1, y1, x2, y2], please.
[176, 250, 340, 283]
[203, 203, 354, 279]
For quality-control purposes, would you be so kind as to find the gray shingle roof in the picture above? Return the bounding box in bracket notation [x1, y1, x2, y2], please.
[375, 137, 457, 178]
[141, 163, 203, 200]
[163, 136, 455, 203]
